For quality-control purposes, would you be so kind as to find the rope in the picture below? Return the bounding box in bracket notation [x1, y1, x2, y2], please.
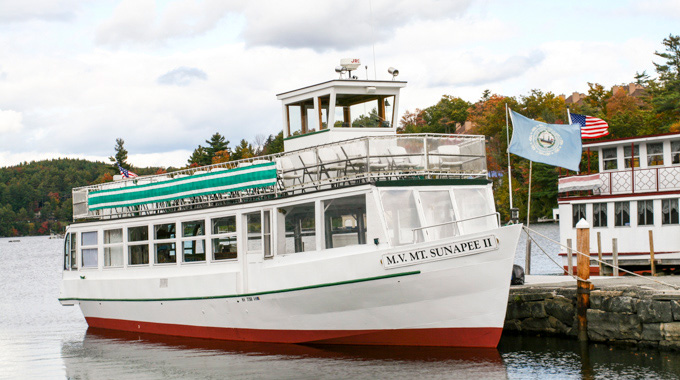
[522, 227, 588, 282]
[523, 226, 680, 291]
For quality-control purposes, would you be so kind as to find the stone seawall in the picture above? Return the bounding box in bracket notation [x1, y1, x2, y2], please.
[505, 277, 680, 350]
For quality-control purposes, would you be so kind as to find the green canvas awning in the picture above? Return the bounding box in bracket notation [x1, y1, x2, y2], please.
[88, 162, 277, 211]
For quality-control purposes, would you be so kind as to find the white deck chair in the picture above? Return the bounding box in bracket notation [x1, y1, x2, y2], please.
[318, 147, 346, 177]
[298, 151, 321, 181]
[387, 146, 420, 170]
[437, 145, 466, 170]
[277, 157, 303, 184]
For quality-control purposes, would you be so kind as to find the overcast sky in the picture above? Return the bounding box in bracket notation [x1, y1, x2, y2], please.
[0, 0, 678, 168]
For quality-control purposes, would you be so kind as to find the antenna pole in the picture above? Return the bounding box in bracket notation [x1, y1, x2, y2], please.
[369, 0, 377, 79]
[506, 103, 513, 210]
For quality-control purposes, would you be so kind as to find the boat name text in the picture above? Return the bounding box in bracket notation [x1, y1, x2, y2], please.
[382, 235, 498, 269]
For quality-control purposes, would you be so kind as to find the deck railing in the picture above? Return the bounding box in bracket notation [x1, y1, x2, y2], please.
[561, 166, 680, 197]
[73, 133, 488, 220]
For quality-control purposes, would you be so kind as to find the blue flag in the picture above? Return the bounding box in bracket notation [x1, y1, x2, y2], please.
[508, 110, 582, 171]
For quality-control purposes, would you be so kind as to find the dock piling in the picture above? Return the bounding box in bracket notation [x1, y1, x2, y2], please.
[576, 219, 590, 342]
[612, 238, 619, 277]
[567, 239, 573, 276]
[597, 232, 602, 276]
[649, 230, 657, 276]
[525, 240, 531, 275]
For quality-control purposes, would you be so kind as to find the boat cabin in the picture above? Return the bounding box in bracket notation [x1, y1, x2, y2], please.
[557, 132, 680, 273]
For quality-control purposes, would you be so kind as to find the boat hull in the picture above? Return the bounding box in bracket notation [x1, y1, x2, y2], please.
[65, 224, 522, 347]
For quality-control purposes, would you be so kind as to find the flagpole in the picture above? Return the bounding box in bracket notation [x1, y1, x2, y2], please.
[506, 103, 513, 210]
[567, 107, 573, 125]
[525, 159, 533, 274]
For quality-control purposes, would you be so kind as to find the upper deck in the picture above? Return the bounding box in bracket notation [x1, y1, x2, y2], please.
[73, 133, 488, 221]
[558, 132, 680, 198]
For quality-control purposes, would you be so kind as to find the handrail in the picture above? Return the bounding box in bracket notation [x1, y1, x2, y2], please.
[411, 212, 501, 242]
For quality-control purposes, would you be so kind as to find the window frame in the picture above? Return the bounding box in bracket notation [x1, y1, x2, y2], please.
[80, 231, 99, 269]
[180, 219, 206, 263]
[154, 222, 177, 265]
[647, 142, 664, 167]
[614, 201, 630, 227]
[637, 200, 654, 226]
[672, 140, 680, 165]
[211, 215, 238, 261]
[601, 147, 618, 171]
[592, 202, 607, 228]
[572, 204, 586, 228]
[662, 198, 680, 225]
[127, 225, 150, 266]
[624, 144, 640, 168]
[103, 228, 124, 268]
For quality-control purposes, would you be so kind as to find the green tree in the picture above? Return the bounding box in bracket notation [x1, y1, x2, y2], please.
[422, 95, 471, 133]
[188, 145, 211, 166]
[650, 34, 680, 126]
[108, 138, 130, 169]
[205, 133, 231, 160]
[231, 139, 255, 161]
[261, 132, 284, 155]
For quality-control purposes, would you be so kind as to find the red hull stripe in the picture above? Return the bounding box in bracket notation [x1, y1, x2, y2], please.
[85, 317, 502, 348]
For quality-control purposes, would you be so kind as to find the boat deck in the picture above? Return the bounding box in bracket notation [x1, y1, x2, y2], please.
[72, 134, 488, 221]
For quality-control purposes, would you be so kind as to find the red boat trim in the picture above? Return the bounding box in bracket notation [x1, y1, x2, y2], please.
[59, 270, 420, 303]
[85, 316, 502, 348]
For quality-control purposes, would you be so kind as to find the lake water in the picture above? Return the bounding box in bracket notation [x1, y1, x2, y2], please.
[3, 233, 680, 379]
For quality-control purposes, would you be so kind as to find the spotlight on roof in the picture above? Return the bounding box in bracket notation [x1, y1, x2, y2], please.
[388, 67, 399, 80]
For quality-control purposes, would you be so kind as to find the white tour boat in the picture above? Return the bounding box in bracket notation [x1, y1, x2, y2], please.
[59, 61, 522, 347]
[558, 132, 680, 275]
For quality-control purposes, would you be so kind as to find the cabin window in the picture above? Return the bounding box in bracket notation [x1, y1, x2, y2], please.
[282, 202, 316, 253]
[419, 191, 457, 241]
[263, 210, 272, 258]
[380, 190, 422, 245]
[128, 226, 149, 265]
[319, 96, 330, 130]
[452, 188, 497, 234]
[624, 144, 639, 168]
[182, 220, 205, 262]
[63, 233, 76, 270]
[81, 231, 98, 268]
[246, 212, 262, 252]
[592, 203, 607, 228]
[212, 216, 237, 260]
[602, 148, 617, 170]
[154, 223, 176, 264]
[672, 141, 680, 164]
[572, 204, 586, 227]
[323, 195, 367, 249]
[334, 95, 394, 128]
[647, 143, 664, 166]
[287, 98, 315, 136]
[662, 199, 679, 225]
[637, 200, 654, 226]
[103, 228, 124, 267]
[614, 202, 630, 227]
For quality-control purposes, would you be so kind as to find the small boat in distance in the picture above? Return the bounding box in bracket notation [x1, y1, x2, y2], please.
[58, 59, 522, 347]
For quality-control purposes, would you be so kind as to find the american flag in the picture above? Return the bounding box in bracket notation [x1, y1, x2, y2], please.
[570, 113, 609, 139]
[117, 162, 138, 178]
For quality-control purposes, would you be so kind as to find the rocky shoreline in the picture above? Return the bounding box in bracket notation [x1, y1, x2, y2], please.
[505, 276, 680, 350]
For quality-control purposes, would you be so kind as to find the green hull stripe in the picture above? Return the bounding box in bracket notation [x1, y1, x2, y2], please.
[88, 163, 277, 210]
[58, 270, 420, 303]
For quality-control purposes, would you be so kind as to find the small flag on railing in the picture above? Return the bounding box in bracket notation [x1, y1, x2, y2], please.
[117, 162, 138, 178]
[570, 113, 609, 139]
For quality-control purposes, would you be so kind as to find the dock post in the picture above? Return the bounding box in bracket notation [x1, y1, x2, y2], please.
[612, 238, 619, 276]
[576, 219, 590, 342]
[567, 239, 573, 276]
[597, 232, 602, 276]
[649, 230, 657, 276]
[525, 240, 531, 275]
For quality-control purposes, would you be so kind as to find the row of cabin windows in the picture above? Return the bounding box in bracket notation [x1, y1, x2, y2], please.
[64, 195, 367, 270]
[572, 199, 680, 228]
[601, 141, 680, 170]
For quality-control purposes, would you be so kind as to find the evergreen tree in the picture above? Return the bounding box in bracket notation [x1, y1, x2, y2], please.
[188, 145, 211, 166]
[231, 139, 255, 161]
[205, 133, 230, 160]
[650, 34, 680, 127]
[108, 138, 130, 169]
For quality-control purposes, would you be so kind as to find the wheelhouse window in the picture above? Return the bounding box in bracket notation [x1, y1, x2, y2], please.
[212, 216, 237, 260]
[572, 204, 586, 227]
[593, 203, 607, 227]
[182, 220, 205, 262]
[662, 199, 679, 225]
[672, 141, 680, 164]
[647, 143, 664, 166]
[103, 228, 123, 267]
[81, 231, 98, 268]
[419, 190, 457, 241]
[286, 98, 315, 136]
[615, 202, 630, 227]
[154, 223, 176, 264]
[128, 226, 149, 265]
[637, 200, 654, 226]
[380, 190, 422, 245]
[624, 144, 640, 168]
[334, 94, 394, 128]
[323, 195, 367, 249]
[602, 148, 617, 170]
[281, 203, 316, 253]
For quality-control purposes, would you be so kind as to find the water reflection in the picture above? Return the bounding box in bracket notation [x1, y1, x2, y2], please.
[62, 328, 507, 379]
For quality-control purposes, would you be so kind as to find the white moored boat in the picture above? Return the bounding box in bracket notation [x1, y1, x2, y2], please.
[59, 61, 522, 347]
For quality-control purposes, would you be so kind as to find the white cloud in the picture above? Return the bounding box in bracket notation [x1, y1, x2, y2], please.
[0, 0, 84, 23]
[157, 67, 208, 86]
[0, 109, 23, 133]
